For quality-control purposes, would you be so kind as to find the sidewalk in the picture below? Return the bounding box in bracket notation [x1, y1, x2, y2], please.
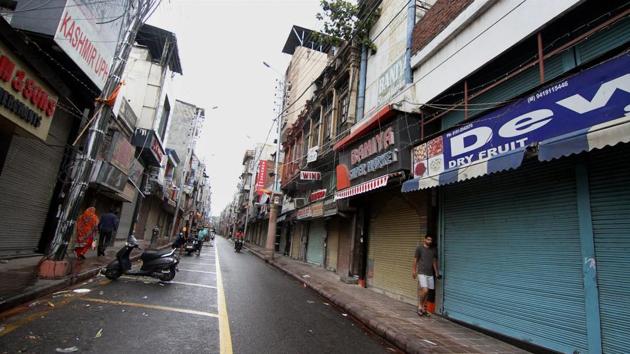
[0, 238, 168, 313]
[245, 242, 527, 354]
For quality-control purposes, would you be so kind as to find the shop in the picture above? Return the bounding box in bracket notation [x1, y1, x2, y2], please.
[335, 112, 425, 301]
[402, 53, 630, 353]
[0, 38, 69, 257]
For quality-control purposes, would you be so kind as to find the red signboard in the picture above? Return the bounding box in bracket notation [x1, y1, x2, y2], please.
[256, 160, 268, 195]
[309, 189, 327, 202]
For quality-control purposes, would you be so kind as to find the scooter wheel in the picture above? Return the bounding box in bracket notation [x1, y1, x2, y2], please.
[159, 267, 176, 282]
[104, 268, 122, 280]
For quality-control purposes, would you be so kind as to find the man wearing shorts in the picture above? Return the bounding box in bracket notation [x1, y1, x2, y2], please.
[412, 235, 439, 316]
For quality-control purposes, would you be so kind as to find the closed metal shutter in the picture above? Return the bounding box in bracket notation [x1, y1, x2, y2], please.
[442, 159, 587, 353]
[0, 116, 71, 257]
[325, 218, 340, 272]
[589, 145, 630, 354]
[306, 220, 325, 265]
[368, 192, 426, 303]
[117, 192, 137, 241]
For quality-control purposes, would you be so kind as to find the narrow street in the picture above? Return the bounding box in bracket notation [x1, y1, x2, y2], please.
[0, 238, 391, 354]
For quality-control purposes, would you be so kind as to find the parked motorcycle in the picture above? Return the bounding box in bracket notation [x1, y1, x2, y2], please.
[102, 236, 179, 281]
[184, 238, 201, 256]
[234, 239, 243, 253]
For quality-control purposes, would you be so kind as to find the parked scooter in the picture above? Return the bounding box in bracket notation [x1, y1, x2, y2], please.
[184, 238, 200, 256]
[102, 236, 179, 281]
[234, 239, 243, 253]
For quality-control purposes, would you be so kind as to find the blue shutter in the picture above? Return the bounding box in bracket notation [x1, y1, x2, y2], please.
[441, 158, 588, 353]
[589, 145, 630, 354]
[306, 220, 326, 265]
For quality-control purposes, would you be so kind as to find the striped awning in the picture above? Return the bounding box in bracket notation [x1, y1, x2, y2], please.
[335, 175, 389, 200]
[539, 116, 630, 161]
[402, 147, 526, 192]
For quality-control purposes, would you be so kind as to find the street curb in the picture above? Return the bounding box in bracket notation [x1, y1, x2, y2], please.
[0, 245, 169, 314]
[244, 245, 411, 353]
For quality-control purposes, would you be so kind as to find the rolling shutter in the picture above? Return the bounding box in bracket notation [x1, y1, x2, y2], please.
[325, 218, 340, 272]
[442, 159, 588, 354]
[306, 220, 325, 265]
[367, 192, 426, 302]
[589, 144, 630, 354]
[0, 115, 71, 257]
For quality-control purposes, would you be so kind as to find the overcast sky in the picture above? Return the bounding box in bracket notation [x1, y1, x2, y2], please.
[148, 0, 322, 217]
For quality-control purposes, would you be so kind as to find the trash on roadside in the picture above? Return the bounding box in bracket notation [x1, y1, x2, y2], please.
[0, 326, 5, 333]
[27, 335, 40, 340]
[302, 274, 310, 278]
[99, 291, 104, 296]
[308, 329, 313, 333]
[323, 303, 330, 306]
[341, 313, 348, 317]
[423, 339, 437, 346]
[142, 296, 148, 299]
[158, 283, 165, 286]
[28, 301, 40, 307]
[85, 304, 90, 308]
[121, 309, 126, 313]
[47, 301, 55, 308]
[303, 283, 307, 288]
[142, 312, 148, 317]
[95, 329, 103, 338]
[53, 290, 71, 296]
[307, 300, 315, 304]
[72, 289, 91, 294]
[56, 347, 79, 353]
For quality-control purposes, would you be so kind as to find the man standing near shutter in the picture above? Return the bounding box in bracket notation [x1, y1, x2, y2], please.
[412, 235, 439, 316]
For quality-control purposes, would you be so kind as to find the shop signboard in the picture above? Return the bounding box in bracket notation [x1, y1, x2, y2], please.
[132, 128, 164, 166]
[309, 189, 327, 202]
[412, 53, 630, 179]
[0, 41, 58, 141]
[307, 146, 319, 163]
[93, 161, 126, 193]
[53, 0, 128, 89]
[256, 160, 268, 195]
[300, 171, 321, 181]
[310, 201, 324, 218]
[108, 132, 135, 174]
[336, 115, 420, 190]
[297, 206, 311, 220]
[323, 198, 338, 217]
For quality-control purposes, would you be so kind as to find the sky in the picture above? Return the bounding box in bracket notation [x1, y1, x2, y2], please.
[147, 0, 323, 217]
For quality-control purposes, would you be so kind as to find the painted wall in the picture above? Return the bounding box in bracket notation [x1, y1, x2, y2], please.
[410, 0, 582, 105]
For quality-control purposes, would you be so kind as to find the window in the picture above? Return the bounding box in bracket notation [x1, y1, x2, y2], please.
[322, 97, 333, 143]
[310, 114, 320, 149]
[157, 96, 171, 141]
[338, 89, 349, 125]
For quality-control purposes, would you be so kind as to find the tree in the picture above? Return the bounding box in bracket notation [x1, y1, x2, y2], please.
[314, 0, 379, 51]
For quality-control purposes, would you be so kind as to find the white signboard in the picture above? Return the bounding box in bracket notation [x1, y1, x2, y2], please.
[54, 0, 127, 90]
[307, 146, 319, 163]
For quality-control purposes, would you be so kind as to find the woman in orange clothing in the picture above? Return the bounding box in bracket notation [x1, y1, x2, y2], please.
[74, 207, 99, 260]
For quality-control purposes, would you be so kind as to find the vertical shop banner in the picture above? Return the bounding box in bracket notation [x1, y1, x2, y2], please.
[412, 54, 630, 178]
[54, 0, 128, 89]
[256, 160, 268, 196]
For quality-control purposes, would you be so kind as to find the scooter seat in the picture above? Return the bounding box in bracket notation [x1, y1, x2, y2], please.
[141, 249, 173, 261]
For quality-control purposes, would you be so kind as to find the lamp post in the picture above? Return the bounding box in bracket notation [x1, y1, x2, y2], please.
[262, 61, 285, 260]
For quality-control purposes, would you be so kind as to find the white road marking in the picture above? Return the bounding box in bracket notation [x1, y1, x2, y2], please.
[80, 297, 219, 318]
[178, 269, 216, 274]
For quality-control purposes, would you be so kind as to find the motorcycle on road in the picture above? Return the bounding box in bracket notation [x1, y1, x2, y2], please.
[102, 236, 179, 281]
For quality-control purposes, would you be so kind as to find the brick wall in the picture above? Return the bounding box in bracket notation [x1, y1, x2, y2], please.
[412, 0, 474, 54]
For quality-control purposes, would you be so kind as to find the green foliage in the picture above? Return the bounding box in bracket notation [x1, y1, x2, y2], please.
[313, 0, 379, 51]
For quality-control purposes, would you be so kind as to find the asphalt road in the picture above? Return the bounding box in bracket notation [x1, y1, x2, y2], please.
[0, 237, 390, 354]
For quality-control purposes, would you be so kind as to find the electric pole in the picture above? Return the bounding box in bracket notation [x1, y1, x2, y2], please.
[44, 0, 162, 262]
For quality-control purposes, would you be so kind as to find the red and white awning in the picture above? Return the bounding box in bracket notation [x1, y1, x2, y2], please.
[335, 175, 389, 200]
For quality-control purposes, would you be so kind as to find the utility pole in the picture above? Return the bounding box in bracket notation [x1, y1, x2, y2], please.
[43, 0, 161, 266]
[262, 62, 286, 260]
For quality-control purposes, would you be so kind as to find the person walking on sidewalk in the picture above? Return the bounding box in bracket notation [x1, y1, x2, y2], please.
[74, 207, 99, 260]
[412, 235, 439, 316]
[97, 208, 119, 257]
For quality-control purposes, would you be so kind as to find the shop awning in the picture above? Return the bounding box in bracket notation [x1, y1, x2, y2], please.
[335, 175, 389, 200]
[402, 148, 526, 192]
[538, 116, 630, 162]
